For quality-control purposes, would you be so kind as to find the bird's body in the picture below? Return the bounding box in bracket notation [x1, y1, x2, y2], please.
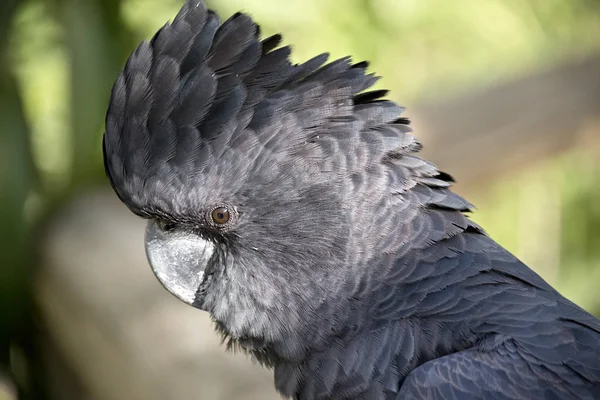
[273, 235, 600, 399]
[103, 1, 600, 398]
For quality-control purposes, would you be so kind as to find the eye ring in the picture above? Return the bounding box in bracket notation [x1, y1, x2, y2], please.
[210, 206, 231, 226]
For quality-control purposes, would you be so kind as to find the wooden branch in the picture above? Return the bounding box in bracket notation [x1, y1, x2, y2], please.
[411, 53, 600, 193]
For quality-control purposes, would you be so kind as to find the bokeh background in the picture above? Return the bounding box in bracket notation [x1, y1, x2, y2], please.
[1, 0, 599, 399]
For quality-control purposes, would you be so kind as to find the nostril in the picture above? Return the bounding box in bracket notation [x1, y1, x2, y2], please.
[163, 222, 177, 232]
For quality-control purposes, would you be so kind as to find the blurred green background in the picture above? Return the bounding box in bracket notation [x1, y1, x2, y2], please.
[1, 0, 599, 398]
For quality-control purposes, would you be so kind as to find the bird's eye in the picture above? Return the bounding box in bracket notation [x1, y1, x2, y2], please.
[211, 207, 230, 225]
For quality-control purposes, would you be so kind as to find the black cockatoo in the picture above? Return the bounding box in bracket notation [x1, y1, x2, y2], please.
[102, 1, 600, 398]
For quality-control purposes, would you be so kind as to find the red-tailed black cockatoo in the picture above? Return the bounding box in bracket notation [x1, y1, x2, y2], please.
[102, 1, 600, 399]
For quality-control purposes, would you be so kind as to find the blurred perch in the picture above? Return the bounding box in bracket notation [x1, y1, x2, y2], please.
[412, 53, 600, 193]
[35, 52, 600, 400]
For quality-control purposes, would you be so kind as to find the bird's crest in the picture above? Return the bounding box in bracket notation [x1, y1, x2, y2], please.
[103, 0, 421, 220]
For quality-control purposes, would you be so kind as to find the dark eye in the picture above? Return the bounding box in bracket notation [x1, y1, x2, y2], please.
[211, 207, 230, 225]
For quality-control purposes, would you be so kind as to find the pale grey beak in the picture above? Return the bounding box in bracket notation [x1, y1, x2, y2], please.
[144, 220, 215, 306]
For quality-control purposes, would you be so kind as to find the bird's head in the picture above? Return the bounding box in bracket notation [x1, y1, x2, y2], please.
[103, 0, 452, 359]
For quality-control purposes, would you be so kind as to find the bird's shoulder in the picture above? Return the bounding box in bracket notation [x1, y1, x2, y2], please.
[398, 337, 600, 400]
